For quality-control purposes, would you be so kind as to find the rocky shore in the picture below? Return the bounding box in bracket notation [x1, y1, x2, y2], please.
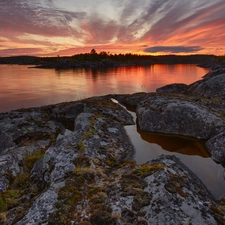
[1, 67, 225, 224]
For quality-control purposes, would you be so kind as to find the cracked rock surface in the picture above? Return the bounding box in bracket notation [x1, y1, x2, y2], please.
[0, 93, 225, 224]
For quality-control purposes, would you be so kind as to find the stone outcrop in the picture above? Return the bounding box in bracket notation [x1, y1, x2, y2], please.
[198, 57, 225, 70]
[153, 67, 225, 165]
[1, 95, 224, 224]
[205, 132, 225, 164]
[156, 83, 188, 94]
[2, 64, 225, 224]
[187, 73, 225, 100]
[136, 93, 225, 139]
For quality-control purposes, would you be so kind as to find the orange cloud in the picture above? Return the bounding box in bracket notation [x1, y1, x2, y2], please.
[0, 0, 225, 56]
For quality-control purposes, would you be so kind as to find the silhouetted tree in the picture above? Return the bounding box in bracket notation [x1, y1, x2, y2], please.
[90, 49, 97, 55]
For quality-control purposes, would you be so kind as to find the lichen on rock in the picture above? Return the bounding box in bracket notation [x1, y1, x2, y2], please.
[0, 87, 225, 224]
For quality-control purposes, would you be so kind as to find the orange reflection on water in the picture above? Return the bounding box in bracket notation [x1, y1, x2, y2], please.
[0, 64, 209, 112]
[137, 127, 210, 158]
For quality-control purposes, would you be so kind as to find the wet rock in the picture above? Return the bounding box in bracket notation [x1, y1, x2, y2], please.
[156, 83, 187, 94]
[205, 132, 225, 164]
[136, 93, 225, 139]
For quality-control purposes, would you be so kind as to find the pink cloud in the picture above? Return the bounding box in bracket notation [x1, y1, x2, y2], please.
[0, 0, 225, 56]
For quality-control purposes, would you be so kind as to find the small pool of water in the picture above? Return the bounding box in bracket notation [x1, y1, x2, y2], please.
[125, 111, 225, 199]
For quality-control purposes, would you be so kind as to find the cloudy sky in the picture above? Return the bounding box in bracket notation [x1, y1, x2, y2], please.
[0, 0, 225, 56]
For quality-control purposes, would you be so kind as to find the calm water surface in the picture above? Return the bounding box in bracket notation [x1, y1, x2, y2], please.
[0, 64, 208, 112]
[1, 64, 224, 198]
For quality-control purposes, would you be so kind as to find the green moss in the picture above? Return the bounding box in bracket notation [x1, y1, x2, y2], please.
[90, 210, 116, 225]
[89, 204, 116, 225]
[88, 186, 104, 199]
[121, 174, 148, 197]
[73, 155, 90, 168]
[132, 191, 152, 211]
[164, 174, 188, 197]
[82, 98, 121, 110]
[49, 179, 84, 224]
[90, 192, 108, 204]
[0, 212, 6, 225]
[73, 167, 96, 183]
[105, 154, 117, 167]
[58, 186, 82, 206]
[1, 149, 45, 215]
[24, 149, 45, 171]
[133, 163, 166, 178]
[49, 168, 97, 224]
[211, 205, 224, 215]
[4, 189, 22, 209]
[78, 141, 85, 152]
[0, 193, 7, 212]
[78, 113, 102, 154]
[12, 173, 30, 190]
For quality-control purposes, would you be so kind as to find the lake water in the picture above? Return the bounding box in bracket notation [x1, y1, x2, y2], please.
[0, 64, 224, 198]
[0, 64, 208, 112]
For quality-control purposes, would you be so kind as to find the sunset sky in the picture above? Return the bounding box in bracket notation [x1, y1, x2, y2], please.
[0, 0, 225, 57]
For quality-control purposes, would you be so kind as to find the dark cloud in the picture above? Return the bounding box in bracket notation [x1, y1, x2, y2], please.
[144, 46, 203, 53]
[0, 47, 43, 56]
[0, 0, 224, 55]
[0, 0, 85, 37]
[141, 0, 225, 42]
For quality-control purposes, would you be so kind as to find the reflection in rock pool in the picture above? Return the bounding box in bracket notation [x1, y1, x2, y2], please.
[125, 111, 225, 199]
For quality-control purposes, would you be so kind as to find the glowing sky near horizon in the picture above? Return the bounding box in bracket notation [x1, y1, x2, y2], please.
[0, 0, 225, 56]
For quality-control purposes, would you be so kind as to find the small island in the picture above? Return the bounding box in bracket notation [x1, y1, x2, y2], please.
[0, 50, 225, 70]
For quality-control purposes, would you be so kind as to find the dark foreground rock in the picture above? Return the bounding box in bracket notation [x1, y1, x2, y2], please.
[198, 57, 225, 70]
[136, 93, 225, 139]
[0, 96, 224, 224]
[152, 67, 225, 164]
[156, 83, 188, 94]
[206, 132, 225, 164]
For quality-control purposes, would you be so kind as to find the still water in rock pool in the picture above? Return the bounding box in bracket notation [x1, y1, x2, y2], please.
[125, 111, 225, 199]
[0, 64, 224, 198]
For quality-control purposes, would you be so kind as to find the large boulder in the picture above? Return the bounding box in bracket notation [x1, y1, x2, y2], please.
[136, 93, 225, 139]
[187, 73, 225, 99]
[205, 132, 225, 164]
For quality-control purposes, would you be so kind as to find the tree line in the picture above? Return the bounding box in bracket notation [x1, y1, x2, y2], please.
[0, 49, 222, 65]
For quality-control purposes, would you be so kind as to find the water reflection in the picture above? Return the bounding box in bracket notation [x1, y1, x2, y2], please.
[137, 127, 209, 157]
[0, 64, 208, 112]
[125, 120, 225, 199]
